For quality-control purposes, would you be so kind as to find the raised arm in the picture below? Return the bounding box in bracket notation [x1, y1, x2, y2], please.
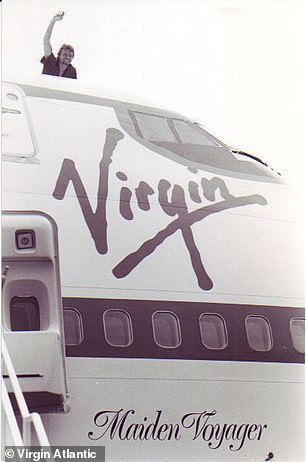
[43, 11, 65, 57]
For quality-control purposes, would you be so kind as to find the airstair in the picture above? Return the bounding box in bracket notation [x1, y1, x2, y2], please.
[1, 338, 50, 448]
[1, 262, 50, 457]
[1, 211, 70, 459]
[1, 211, 70, 460]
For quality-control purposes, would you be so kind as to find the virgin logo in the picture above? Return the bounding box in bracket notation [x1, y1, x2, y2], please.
[53, 128, 267, 290]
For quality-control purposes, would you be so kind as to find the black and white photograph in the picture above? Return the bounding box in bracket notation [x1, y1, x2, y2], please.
[1, 1, 305, 461]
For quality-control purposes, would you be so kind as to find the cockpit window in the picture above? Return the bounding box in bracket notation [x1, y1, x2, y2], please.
[172, 119, 217, 146]
[131, 111, 218, 147]
[132, 112, 174, 142]
[123, 109, 281, 183]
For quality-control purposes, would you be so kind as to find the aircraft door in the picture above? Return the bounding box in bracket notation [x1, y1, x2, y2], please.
[2, 211, 70, 413]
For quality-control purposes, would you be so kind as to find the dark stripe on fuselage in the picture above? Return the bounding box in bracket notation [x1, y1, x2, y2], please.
[64, 297, 304, 363]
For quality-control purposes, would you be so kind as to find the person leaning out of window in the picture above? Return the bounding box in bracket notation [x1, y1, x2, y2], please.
[41, 11, 77, 79]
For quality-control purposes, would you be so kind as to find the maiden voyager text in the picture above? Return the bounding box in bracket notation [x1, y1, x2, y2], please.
[88, 409, 267, 451]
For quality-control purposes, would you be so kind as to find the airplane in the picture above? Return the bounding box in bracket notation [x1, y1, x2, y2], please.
[1, 78, 305, 461]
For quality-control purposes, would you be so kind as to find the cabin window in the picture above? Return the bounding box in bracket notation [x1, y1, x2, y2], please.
[103, 310, 133, 347]
[63, 308, 84, 346]
[245, 316, 273, 351]
[199, 314, 228, 350]
[152, 311, 181, 348]
[10, 296, 40, 331]
[290, 318, 305, 354]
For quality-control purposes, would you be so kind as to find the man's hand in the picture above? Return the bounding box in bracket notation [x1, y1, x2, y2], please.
[53, 11, 65, 22]
[44, 11, 65, 57]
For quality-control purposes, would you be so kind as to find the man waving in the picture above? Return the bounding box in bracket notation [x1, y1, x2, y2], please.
[41, 11, 77, 79]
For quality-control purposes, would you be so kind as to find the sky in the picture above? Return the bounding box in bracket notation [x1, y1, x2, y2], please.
[2, 0, 306, 186]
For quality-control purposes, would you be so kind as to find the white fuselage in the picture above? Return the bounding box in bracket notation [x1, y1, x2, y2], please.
[2, 81, 305, 461]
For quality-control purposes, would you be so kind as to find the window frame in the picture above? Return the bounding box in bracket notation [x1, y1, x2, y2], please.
[103, 309, 133, 348]
[130, 110, 176, 143]
[152, 310, 182, 349]
[171, 118, 219, 146]
[245, 315, 273, 352]
[10, 295, 41, 331]
[129, 110, 220, 147]
[199, 313, 228, 350]
[289, 317, 305, 354]
[63, 307, 84, 346]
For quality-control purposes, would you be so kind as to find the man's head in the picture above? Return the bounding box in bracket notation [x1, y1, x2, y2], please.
[57, 44, 74, 66]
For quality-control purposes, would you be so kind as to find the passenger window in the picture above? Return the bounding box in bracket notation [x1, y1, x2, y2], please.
[103, 310, 133, 347]
[245, 316, 273, 351]
[63, 308, 84, 346]
[290, 318, 305, 354]
[10, 296, 40, 331]
[199, 314, 228, 349]
[152, 311, 181, 348]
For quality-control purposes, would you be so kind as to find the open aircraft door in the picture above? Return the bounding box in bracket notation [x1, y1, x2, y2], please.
[2, 211, 70, 413]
